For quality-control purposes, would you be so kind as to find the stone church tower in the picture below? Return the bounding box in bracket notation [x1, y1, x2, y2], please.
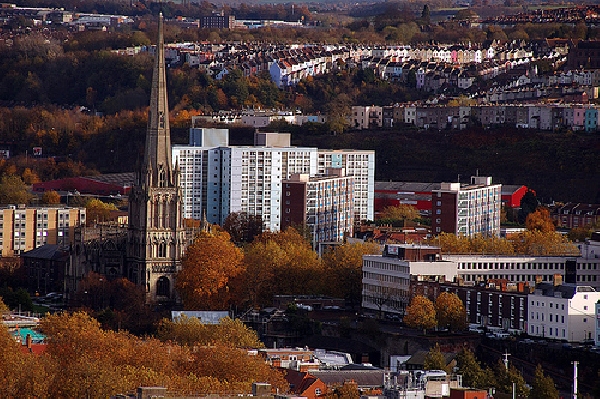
[127, 13, 185, 302]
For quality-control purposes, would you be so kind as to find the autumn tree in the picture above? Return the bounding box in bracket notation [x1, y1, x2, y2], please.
[525, 207, 555, 233]
[379, 204, 419, 222]
[529, 364, 559, 399]
[235, 228, 321, 308]
[513, 230, 579, 256]
[403, 295, 436, 333]
[157, 316, 263, 348]
[423, 343, 451, 373]
[455, 348, 495, 389]
[176, 230, 244, 310]
[0, 296, 8, 313]
[21, 167, 40, 184]
[435, 292, 466, 331]
[85, 198, 118, 225]
[0, 323, 53, 397]
[41, 190, 61, 204]
[0, 174, 31, 204]
[321, 242, 381, 309]
[324, 381, 359, 399]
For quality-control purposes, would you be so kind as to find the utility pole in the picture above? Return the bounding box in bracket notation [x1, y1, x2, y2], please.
[572, 361, 578, 399]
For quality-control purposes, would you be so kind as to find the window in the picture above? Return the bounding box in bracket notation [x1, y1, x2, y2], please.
[315, 389, 321, 395]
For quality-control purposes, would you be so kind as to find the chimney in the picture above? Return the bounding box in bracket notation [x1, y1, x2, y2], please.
[26, 334, 32, 351]
[553, 274, 562, 287]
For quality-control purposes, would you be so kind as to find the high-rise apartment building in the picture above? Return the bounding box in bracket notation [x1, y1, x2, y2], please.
[0, 206, 86, 256]
[281, 170, 355, 244]
[431, 176, 501, 237]
[173, 130, 375, 234]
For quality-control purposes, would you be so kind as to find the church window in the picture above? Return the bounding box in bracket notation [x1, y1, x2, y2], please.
[157, 276, 170, 297]
[159, 165, 166, 188]
[158, 242, 166, 257]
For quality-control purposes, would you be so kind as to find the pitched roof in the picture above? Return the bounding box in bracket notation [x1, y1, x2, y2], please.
[311, 370, 385, 388]
[22, 245, 69, 260]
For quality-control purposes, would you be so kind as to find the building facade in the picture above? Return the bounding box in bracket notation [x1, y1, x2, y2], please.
[0, 206, 85, 256]
[127, 14, 186, 302]
[432, 176, 501, 237]
[173, 131, 374, 234]
[528, 283, 600, 342]
[362, 244, 447, 318]
[280, 171, 354, 246]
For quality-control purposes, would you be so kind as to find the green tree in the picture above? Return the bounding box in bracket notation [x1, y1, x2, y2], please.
[493, 361, 529, 397]
[404, 295, 436, 333]
[421, 4, 431, 25]
[326, 93, 351, 134]
[529, 364, 559, 399]
[0, 174, 31, 205]
[455, 348, 494, 389]
[423, 343, 450, 372]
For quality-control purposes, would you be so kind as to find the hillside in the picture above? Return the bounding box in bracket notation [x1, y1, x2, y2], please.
[289, 127, 600, 204]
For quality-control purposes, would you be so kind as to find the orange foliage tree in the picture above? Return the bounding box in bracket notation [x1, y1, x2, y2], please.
[234, 228, 321, 308]
[321, 242, 381, 309]
[435, 292, 466, 331]
[404, 295, 437, 333]
[38, 311, 288, 397]
[526, 207, 555, 233]
[157, 316, 263, 348]
[176, 230, 244, 310]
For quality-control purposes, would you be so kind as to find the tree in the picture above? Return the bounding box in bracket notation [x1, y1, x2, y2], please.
[420, 4, 431, 25]
[223, 212, 264, 246]
[41, 190, 61, 204]
[518, 189, 538, 224]
[0, 174, 31, 204]
[85, 198, 118, 225]
[435, 292, 466, 331]
[157, 316, 264, 348]
[492, 361, 529, 397]
[423, 343, 450, 373]
[525, 207, 555, 233]
[326, 93, 351, 134]
[455, 348, 494, 389]
[379, 204, 419, 221]
[324, 381, 359, 399]
[176, 230, 244, 310]
[321, 242, 381, 309]
[529, 364, 559, 399]
[0, 296, 8, 313]
[403, 295, 436, 333]
[235, 228, 321, 308]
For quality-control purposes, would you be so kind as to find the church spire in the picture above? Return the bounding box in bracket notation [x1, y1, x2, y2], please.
[144, 12, 173, 187]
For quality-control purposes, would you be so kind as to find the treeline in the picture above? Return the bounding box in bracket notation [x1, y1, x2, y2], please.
[0, 309, 288, 397]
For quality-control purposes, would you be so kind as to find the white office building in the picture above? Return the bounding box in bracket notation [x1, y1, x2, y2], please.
[447, 255, 600, 290]
[528, 283, 600, 342]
